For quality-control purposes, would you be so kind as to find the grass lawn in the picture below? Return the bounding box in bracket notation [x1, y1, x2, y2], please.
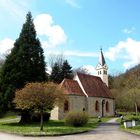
[121, 125, 140, 135]
[116, 113, 140, 136]
[0, 112, 19, 122]
[0, 116, 112, 136]
[0, 115, 18, 121]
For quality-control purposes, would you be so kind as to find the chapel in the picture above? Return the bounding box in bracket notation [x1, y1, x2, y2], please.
[51, 49, 115, 120]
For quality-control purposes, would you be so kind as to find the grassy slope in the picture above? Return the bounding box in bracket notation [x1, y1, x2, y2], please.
[117, 114, 140, 135]
[121, 125, 140, 135]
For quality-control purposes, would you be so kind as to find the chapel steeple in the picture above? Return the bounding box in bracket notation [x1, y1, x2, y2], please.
[96, 48, 108, 86]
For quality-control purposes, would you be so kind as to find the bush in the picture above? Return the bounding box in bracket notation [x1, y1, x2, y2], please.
[65, 111, 88, 127]
[124, 115, 140, 121]
[31, 112, 50, 122]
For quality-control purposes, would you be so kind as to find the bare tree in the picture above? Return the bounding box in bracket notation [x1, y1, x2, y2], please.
[48, 53, 65, 69]
[73, 67, 89, 75]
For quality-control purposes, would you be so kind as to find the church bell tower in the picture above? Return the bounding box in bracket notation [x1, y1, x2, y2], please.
[96, 48, 108, 86]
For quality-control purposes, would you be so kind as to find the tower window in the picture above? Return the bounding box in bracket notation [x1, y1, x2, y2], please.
[104, 70, 107, 75]
[100, 71, 101, 74]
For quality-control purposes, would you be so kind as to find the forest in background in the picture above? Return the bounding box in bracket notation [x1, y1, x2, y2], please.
[110, 64, 140, 114]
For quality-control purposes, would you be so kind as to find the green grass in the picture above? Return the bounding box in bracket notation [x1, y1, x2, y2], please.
[0, 117, 112, 136]
[121, 125, 140, 135]
[0, 112, 19, 122]
[117, 113, 140, 135]
[100, 117, 112, 122]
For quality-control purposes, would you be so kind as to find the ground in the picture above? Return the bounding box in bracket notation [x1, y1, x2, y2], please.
[0, 118, 140, 140]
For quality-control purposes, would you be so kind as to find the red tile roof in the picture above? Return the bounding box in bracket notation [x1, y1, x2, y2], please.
[61, 79, 85, 96]
[77, 73, 113, 98]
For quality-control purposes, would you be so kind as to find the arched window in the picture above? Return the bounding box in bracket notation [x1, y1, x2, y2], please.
[95, 101, 99, 112]
[83, 108, 85, 111]
[106, 101, 109, 112]
[64, 100, 69, 112]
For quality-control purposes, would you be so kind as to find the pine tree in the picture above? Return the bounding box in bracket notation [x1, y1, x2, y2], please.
[61, 60, 72, 79]
[0, 12, 47, 111]
[50, 60, 72, 83]
[50, 62, 61, 83]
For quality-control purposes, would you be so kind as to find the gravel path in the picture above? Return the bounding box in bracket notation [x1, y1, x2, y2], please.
[0, 118, 140, 140]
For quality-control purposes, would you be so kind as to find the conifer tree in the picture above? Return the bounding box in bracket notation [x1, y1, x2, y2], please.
[0, 12, 47, 111]
[50, 60, 72, 83]
[50, 62, 61, 83]
[61, 60, 72, 79]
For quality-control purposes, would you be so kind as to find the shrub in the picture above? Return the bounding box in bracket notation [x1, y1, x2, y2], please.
[65, 111, 88, 127]
[124, 115, 140, 121]
[31, 112, 50, 122]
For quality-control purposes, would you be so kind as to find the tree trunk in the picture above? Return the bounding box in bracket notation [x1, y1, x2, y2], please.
[135, 102, 138, 116]
[20, 110, 31, 124]
[40, 110, 44, 131]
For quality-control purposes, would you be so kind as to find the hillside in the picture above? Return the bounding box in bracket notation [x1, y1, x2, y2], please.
[110, 64, 140, 112]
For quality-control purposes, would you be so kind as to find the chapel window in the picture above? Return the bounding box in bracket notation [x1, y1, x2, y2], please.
[95, 101, 99, 112]
[64, 100, 69, 112]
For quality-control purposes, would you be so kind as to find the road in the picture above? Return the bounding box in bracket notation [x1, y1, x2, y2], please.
[0, 118, 140, 140]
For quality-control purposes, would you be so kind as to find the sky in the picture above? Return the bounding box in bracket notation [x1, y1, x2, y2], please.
[0, 0, 140, 75]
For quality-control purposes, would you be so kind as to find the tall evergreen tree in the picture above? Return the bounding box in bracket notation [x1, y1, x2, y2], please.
[50, 60, 72, 83]
[61, 60, 72, 79]
[50, 62, 61, 83]
[0, 12, 47, 111]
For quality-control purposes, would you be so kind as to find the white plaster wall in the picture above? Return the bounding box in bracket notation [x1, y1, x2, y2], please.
[50, 106, 59, 120]
[97, 69, 108, 86]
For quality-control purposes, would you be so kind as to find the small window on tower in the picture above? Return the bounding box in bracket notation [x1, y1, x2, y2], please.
[100, 71, 101, 74]
[104, 70, 106, 75]
[98, 71, 99, 75]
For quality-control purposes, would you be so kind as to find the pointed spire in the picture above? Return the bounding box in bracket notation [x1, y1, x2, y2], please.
[99, 48, 106, 66]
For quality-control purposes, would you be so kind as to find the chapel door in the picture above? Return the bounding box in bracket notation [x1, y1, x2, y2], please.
[102, 100, 105, 117]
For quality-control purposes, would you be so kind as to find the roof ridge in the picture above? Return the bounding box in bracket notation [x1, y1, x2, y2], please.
[77, 72, 100, 79]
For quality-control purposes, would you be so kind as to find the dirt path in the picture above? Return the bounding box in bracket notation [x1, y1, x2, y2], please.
[0, 118, 140, 140]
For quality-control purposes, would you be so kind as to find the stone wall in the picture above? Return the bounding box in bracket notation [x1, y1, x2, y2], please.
[58, 95, 86, 119]
[51, 95, 115, 120]
[88, 97, 115, 117]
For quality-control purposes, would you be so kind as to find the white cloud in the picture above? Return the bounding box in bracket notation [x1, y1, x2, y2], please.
[47, 50, 99, 57]
[82, 65, 96, 75]
[65, 0, 81, 8]
[105, 38, 140, 69]
[64, 51, 99, 57]
[34, 14, 67, 48]
[0, 0, 29, 18]
[46, 66, 52, 75]
[0, 38, 14, 54]
[123, 27, 135, 34]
